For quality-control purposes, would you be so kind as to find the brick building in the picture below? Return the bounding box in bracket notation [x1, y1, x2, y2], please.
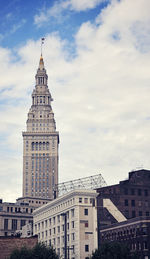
[100, 216, 150, 259]
[96, 169, 150, 258]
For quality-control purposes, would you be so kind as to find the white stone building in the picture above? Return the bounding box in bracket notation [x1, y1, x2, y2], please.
[33, 189, 98, 259]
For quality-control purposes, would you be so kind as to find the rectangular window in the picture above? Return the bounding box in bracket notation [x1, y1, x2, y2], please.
[138, 189, 142, 196]
[21, 220, 26, 228]
[144, 189, 148, 196]
[139, 211, 142, 216]
[84, 209, 88, 216]
[79, 198, 82, 203]
[146, 211, 149, 216]
[12, 219, 17, 230]
[84, 198, 88, 203]
[85, 245, 89, 252]
[124, 188, 128, 195]
[85, 222, 88, 228]
[131, 200, 135, 207]
[4, 219, 8, 230]
[131, 189, 135, 195]
[124, 199, 128, 206]
[71, 209, 75, 217]
[132, 211, 136, 218]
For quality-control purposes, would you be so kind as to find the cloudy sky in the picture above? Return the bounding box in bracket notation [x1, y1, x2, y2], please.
[0, 0, 150, 202]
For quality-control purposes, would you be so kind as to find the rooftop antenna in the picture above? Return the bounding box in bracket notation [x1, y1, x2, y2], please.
[41, 37, 45, 56]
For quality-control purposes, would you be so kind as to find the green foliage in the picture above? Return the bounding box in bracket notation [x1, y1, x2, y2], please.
[9, 242, 59, 259]
[91, 242, 139, 259]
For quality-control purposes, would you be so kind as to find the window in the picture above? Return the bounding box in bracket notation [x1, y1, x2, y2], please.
[57, 226, 60, 233]
[79, 198, 82, 203]
[85, 245, 89, 252]
[72, 233, 75, 241]
[138, 189, 142, 196]
[72, 221, 75, 228]
[146, 211, 149, 216]
[12, 219, 17, 230]
[144, 189, 148, 196]
[131, 200, 135, 207]
[71, 209, 75, 217]
[85, 222, 88, 228]
[84, 198, 88, 203]
[21, 220, 26, 228]
[124, 188, 128, 195]
[132, 211, 136, 218]
[139, 211, 142, 216]
[84, 209, 88, 216]
[131, 189, 135, 195]
[4, 219, 8, 230]
[124, 199, 128, 206]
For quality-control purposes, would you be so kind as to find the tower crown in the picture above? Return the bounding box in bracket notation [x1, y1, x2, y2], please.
[39, 55, 44, 70]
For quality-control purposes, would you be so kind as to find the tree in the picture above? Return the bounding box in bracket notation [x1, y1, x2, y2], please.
[9, 243, 59, 259]
[91, 242, 139, 259]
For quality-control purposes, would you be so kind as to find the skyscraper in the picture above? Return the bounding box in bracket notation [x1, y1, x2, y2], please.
[22, 55, 59, 201]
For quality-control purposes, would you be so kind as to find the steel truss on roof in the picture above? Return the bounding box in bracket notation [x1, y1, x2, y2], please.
[54, 173, 107, 197]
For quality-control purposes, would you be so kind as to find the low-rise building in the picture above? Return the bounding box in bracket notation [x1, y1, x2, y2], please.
[100, 216, 150, 259]
[33, 189, 98, 259]
[0, 199, 34, 236]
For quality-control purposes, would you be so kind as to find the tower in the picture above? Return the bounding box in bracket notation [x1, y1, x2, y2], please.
[22, 55, 59, 201]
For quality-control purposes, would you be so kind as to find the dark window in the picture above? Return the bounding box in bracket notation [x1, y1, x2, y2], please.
[139, 211, 142, 216]
[124, 200, 128, 206]
[132, 211, 136, 218]
[138, 189, 142, 196]
[12, 219, 17, 230]
[79, 198, 82, 203]
[144, 190, 148, 196]
[146, 211, 149, 216]
[84, 209, 88, 215]
[85, 222, 88, 228]
[21, 220, 26, 228]
[26, 208, 28, 213]
[131, 200, 135, 207]
[125, 210, 129, 217]
[85, 245, 89, 252]
[144, 241, 148, 250]
[11, 207, 13, 212]
[4, 219, 8, 230]
[7, 207, 9, 212]
[124, 188, 128, 195]
[131, 189, 135, 195]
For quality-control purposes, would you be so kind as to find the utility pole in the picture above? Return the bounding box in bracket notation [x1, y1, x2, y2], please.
[61, 213, 67, 259]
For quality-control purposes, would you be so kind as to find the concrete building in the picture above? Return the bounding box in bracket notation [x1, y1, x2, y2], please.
[22, 55, 59, 201]
[0, 199, 34, 236]
[33, 189, 98, 259]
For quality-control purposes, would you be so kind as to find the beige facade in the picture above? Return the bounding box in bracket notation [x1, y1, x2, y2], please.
[33, 190, 98, 259]
[0, 199, 34, 236]
[22, 56, 59, 200]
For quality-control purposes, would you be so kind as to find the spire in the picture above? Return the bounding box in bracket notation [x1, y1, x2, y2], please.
[39, 54, 44, 70]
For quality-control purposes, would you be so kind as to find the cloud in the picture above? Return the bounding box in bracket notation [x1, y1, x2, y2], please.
[34, 0, 108, 26]
[1, 0, 150, 202]
[10, 19, 26, 34]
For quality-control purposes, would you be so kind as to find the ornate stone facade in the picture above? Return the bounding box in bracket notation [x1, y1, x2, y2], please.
[22, 56, 59, 200]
